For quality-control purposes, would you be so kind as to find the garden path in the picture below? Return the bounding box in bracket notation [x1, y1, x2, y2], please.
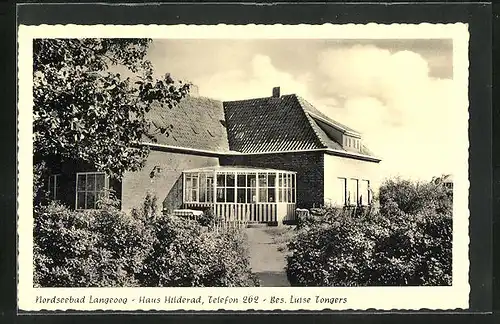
[245, 226, 290, 287]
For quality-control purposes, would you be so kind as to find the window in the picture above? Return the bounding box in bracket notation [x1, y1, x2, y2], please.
[278, 173, 295, 203]
[47, 174, 61, 201]
[184, 173, 199, 202]
[198, 174, 214, 203]
[359, 180, 370, 205]
[76, 172, 108, 210]
[338, 177, 347, 206]
[258, 173, 268, 202]
[247, 173, 257, 203]
[347, 178, 358, 206]
[216, 173, 226, 202]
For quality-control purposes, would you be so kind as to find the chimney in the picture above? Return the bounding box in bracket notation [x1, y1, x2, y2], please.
[272, 86, 280, 98]
[189, 84, 199, 97]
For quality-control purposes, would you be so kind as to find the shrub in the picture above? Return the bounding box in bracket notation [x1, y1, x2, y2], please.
[137, 215, 258, 287]
[34, 193, 258, 287]
[286, 178, 452, 287]
[33, 201, 153, 287]
[197, 208, 218, 227]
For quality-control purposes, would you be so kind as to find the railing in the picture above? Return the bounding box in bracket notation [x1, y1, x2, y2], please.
[183, 202, 296, 224]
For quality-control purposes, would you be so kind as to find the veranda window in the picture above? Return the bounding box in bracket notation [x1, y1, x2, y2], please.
[184, 173, 199, 202]
[76, 172, 108, 210]
[182, 168, 295, 204]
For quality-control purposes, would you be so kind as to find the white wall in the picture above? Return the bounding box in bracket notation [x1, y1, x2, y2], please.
[323, 153, 381, 207]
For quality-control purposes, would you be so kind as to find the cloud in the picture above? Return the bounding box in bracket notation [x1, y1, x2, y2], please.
[314, 45, 458, 180]
[196, 54, 311, 100]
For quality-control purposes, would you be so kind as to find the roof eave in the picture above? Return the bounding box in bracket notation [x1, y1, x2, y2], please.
[307, 112, 362, 139]
[141, 142, 381, 162]
[324, 148, 382, 163]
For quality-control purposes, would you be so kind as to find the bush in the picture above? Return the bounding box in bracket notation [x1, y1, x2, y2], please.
[34, 193, 258, 287]
[33, 201, 153, 287]
[286, 178, 452, 286]
[196, 208, 218, 227]
[137, 215, 258, 287]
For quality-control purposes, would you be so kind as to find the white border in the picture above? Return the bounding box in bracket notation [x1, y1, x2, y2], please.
[18, 23, 470, 311]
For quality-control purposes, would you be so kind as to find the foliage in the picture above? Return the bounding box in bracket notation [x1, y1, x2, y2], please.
[196, 208, 219, 227]
[287, 178, 453, 287]
[34, 194, 258, 287]
[33, 38, 190, 198]
[33, 200, 153, 287]
[138, 215, 258, 287]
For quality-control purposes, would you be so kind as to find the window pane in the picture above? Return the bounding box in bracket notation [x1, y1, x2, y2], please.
[192, 174, 199, 190]
[278, 188, 283, 202]
[283, 188, 288, 203]
[278, 174, 283, 188]
[191, 189, 197, 202]
[185, 175, 192, 190]
[199, 190, 206, 202]
[359, 180, 368, 205]
[237, 188, 246, 203]
[247, 188, 256, 203]
[292, 188, 296, 203]
[216, 188, 225, 202]
[86, 191, 96, 209]
[258, 173, 267, 187]
[226, 188, 235, 203]
[268, 188, 275, 202]
[86, 174, 95, 191]
[348, 179, 358, 205]
[248, 174, 257, 188]
[217, 173, 225, 187]
[95, 174, 105, 192]
[77, 192, 86, 209]
[291, 174, 295, 189]
[199, 174, 207, 202]
[206, 176, 214, 202]
[237, 174, 246, 187]
[259, 188, 267, 202]
[287, 174, 292, 188]
[77, 174, 86, 191]
[338, 178, 347, 206]
[268, 173, 276, 187]
[226, 173, 235, 187]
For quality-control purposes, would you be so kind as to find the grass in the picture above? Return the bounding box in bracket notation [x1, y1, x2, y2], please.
[263, 225, 296, 254]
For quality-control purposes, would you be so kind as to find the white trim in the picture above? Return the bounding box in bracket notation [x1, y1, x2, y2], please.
[142, 142, 381, 162]
[307, 111, 361, 138]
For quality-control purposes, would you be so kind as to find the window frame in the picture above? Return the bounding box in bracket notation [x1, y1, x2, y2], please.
[75, 172, 109, 210]
[47, 173, 61, 201]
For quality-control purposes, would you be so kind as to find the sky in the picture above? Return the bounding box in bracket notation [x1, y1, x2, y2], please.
[144, 38, 459, 181]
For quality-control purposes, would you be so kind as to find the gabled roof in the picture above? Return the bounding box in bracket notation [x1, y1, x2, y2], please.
[223, 94, 324, 153]
[144, 90, 378, 162]
[146, 96, 230, 152]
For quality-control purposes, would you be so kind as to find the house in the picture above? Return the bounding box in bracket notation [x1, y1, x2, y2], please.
[45, 86, 381, 225]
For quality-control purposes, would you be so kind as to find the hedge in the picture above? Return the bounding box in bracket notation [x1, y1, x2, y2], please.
[34, 194, 258, 287]
[286, 178, 452, 286]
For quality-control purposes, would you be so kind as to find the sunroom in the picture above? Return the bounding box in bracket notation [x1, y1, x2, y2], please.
[182, 166, 296, 225]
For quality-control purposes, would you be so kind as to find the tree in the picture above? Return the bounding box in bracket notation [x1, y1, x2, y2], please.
[33, 39, 190, 198]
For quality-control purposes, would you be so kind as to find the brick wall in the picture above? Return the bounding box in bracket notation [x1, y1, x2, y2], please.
[121, 150, 220, 212]
[219, 152, 324, 208]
